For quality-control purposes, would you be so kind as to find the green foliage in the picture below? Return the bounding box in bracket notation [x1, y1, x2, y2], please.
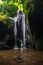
[0, 0, 34, 19]
[0, 0, 35, 34]
[0, 0, 35, 45]
[0, 0, 18, 17]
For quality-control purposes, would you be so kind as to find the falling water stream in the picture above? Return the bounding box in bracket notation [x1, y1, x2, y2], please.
[22, 13, 26, 48]
[13, 17, 18, 49]
[9, 17, 18, 49]
[9, 11, 26, 49]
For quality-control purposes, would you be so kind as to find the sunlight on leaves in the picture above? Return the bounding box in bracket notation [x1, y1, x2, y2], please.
[0, 0, 3, 5]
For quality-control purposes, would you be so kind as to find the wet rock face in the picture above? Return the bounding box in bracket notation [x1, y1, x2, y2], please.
[0, 21, 7, 41]
[0, 21, 14, 49]
[35, 41, 43, 50]
[29, 5, 43, 37]
[28, 3, 43, 49]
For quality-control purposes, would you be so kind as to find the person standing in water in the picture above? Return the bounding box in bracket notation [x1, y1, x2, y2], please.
[17, 38, 24, 53]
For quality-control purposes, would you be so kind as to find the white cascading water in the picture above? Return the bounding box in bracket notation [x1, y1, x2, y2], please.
[9, 17, 18, 49]
[22, 13, 26, 48]
[9, 11, 26, 49]
[17, 11, 26, 49]
[13, 17, 18, 49]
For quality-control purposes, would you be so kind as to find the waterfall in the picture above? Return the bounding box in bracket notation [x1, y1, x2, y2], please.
[9, 17, 18, 49]
[13, 17, 18, 49]
[17, 11, 26, 48]
[22, 13, 26, 48]
[9, 11, 26, 49]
